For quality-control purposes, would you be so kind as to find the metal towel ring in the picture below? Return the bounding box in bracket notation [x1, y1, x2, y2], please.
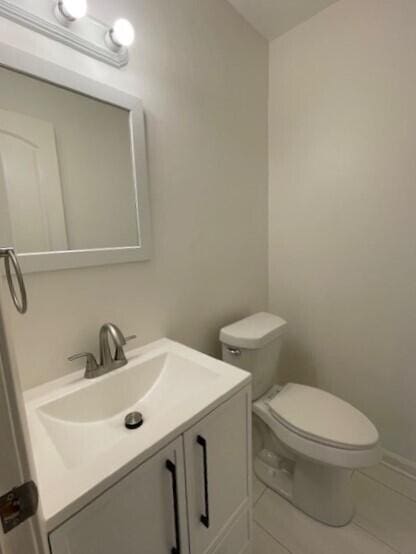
[1, 248, 28, 314]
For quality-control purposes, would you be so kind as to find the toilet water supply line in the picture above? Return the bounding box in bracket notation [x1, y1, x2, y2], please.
[0, 248, 28, 314]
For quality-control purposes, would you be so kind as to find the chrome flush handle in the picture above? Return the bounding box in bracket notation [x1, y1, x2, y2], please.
[226, 346, 241, 357]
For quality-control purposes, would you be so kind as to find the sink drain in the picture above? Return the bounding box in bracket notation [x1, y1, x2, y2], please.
[124, 411, 144, 430]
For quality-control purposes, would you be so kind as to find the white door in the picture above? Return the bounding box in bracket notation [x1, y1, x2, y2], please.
[49, 437, 190, 554]
[0, 282, 48, 554]
[0, 109, 68, 253]
[184, 389, 251, 554]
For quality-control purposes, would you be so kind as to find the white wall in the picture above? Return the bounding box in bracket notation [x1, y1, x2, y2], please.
[1, 0, 268, 389]
[269, 0, 416, 462]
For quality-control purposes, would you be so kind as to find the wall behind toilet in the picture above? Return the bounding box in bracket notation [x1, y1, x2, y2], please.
[269, 0, 416, 463]
[1, 0, 269, 389]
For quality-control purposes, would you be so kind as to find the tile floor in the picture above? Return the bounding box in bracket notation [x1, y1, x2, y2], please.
[253, 463, 416, 554]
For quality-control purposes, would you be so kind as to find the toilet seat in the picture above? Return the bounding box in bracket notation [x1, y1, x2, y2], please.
[253, 385, 381, 469]
[267, 383, 379, 450]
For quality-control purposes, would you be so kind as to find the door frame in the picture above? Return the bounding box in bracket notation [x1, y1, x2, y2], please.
[0, 284, 48, 554]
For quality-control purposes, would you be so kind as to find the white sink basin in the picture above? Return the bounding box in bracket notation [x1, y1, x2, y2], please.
[37, 351, 218, 469]
[40, 351, 218, 424]
[24, 338, 250, 530]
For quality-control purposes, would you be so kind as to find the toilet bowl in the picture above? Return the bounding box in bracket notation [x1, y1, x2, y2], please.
[220, 313, 381, 527]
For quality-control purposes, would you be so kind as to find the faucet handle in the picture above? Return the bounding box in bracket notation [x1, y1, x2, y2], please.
[124, 335, 137, 342]
[68, 352, 99, 375]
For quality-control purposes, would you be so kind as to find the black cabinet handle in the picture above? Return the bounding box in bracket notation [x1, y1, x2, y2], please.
[166, 460, 181, 554]
[196, 435, 210, 528]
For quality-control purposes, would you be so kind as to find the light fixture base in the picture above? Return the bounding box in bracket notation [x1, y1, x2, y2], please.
[104, 29, 123, 53]
[54, 2, 73, 26]
[54, 0, 87, 23]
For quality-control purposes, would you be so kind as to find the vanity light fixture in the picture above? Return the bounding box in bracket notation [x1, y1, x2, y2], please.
[0, 1, 130, 67]
[55, 0, 88, 23]
[105, 18, 135, 51]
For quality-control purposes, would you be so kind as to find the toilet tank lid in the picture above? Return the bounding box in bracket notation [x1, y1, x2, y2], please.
[220, 312, 287, 349]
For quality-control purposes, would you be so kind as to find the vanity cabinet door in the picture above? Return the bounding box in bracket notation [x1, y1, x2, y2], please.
[184, 387, 251, 554]
[49, 437, 189, 554]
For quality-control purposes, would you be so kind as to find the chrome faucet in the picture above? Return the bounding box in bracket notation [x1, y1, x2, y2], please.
[68, 323, 136, 379]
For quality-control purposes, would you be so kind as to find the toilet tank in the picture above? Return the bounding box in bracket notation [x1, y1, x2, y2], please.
[220, 313, 287, 400]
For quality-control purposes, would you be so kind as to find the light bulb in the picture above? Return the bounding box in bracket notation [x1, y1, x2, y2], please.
[110, 18, 135, 48]
[56, 0, 87, 22]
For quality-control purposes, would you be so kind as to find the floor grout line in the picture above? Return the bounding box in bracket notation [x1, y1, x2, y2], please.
[255, 519, 293, 553]
[256, 482, 404, 554]
[358, 470, 416, 505]
[254, 485, 266, 507]
[352, 520, 402, 554]
[255, 470, 416, 554]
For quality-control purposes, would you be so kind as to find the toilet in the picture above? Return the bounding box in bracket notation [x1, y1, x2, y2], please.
[220, 312, 381, 527]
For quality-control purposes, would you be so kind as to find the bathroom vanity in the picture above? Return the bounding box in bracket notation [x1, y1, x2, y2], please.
[24, 339, 252, 554]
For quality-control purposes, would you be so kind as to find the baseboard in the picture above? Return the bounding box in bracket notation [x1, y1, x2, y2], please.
[381, 449, 416, 481]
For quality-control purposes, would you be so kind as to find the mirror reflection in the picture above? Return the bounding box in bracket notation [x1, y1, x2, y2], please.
[0, 66, 139, 254]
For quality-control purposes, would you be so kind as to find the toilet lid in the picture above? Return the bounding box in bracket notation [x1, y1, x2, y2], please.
[267, 384, 379, 450]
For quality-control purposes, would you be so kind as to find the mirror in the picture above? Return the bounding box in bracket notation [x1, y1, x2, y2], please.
[0, 47, 151, 273]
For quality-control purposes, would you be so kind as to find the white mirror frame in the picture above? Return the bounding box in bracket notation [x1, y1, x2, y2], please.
[0, 43, 152, 273]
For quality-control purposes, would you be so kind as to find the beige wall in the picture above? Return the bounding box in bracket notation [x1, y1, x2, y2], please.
[1, 0, 268, 389]
[269, 0, 416, 462]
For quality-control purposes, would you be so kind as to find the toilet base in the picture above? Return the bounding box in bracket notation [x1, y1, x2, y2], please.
[255, 450, 294, 501]
[255, 449, 355, 527]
